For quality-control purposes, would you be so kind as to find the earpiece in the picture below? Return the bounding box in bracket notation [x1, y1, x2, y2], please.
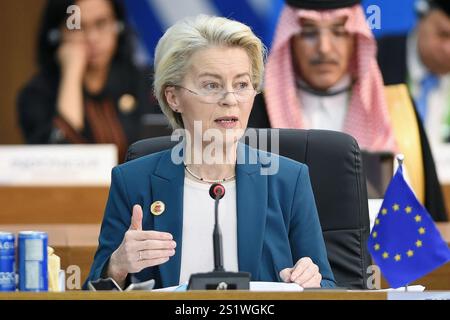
[47, 29, 61, 45]
[415, 0, 431, 18]
[116, 22, 125, 34]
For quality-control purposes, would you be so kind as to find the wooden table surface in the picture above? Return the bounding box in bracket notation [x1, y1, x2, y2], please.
[0, 186, 108, 224]
[0, 290, 387, 300]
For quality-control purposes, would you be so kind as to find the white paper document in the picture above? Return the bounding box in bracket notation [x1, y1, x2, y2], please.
[249, 281, 303, 292]
[347, 285, 426, 293]
[153, 281, 303, 292]
[373, 285, 425, 292]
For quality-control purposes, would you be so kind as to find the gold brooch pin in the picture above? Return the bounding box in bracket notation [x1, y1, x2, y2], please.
[118, 94, 136, 114]
[150, 201, 165, 216]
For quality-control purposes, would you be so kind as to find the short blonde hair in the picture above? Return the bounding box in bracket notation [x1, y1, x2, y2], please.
[154, 15, 266, 129]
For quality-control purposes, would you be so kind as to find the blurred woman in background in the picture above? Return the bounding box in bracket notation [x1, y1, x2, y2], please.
[17, 0, 159, 161]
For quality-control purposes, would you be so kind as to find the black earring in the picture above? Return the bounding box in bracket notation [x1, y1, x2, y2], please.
[175, 109, 179, 112]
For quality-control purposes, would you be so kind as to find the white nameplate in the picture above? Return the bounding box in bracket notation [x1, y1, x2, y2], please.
[0, 144, 118, 186]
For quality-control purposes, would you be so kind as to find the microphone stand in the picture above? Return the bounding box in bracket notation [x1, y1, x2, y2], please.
[213, 191, 224, 272]
[187, 184, 250, 290]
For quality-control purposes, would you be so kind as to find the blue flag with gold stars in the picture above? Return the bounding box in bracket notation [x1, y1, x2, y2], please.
[368, 165, 450, 288]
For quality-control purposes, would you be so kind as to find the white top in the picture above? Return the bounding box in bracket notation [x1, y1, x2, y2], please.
[407, 30, 450, 147]
[299, 74, 351, 131]
[179, 177, 239, 284]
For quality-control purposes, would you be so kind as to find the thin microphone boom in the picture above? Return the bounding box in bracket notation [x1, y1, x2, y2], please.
[209, 183, 225, 272]
[187, 183, 250, 290]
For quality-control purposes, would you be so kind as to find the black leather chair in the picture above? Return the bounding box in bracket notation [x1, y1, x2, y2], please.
[126, 128, 371, 289]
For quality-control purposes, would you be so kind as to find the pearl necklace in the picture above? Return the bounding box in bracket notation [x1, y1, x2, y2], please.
[183, 163, 236, 183]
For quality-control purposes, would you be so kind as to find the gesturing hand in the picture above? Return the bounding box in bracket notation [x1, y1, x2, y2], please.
[57, 30, 87, 78]
[107, 205, 176, 285]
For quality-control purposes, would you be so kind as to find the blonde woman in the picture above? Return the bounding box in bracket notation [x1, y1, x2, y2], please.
[85, 15, 335, 290]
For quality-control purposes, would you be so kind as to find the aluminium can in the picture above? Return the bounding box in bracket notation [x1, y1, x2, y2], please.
[18, 231, 48, 291]
[0, 232, 16, 291]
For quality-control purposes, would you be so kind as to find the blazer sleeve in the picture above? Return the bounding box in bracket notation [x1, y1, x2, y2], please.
[17, 77, 57, 144]
[83, 166, 132, 289]
[288, 165, 336, 288]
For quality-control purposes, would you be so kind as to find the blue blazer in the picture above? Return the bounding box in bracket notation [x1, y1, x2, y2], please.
[84, 144, 336, 288]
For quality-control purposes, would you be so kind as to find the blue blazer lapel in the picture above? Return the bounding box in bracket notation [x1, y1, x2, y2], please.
[150, 148, 184, 287]
[236, 143, 268, 280]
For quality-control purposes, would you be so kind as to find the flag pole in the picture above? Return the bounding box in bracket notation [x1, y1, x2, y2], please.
[396, 154, 404, 167]
[396, 154, 409, 292]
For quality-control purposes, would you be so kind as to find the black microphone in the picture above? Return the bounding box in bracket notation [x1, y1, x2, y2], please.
[209, 183, 225, 272]
[209, 183, 225, 200]
[187, 182, 250, 290]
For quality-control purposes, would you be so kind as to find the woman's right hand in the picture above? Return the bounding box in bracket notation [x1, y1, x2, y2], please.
[55, 30, 87, 131]
[107, 205, 176, 286]
[57, 30, 87, 78]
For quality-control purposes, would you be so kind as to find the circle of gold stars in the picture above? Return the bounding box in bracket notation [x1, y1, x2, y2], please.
[372, 203, 425, 262]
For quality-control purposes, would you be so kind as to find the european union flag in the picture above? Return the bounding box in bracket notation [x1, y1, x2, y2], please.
[368, 165, 450, 288]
